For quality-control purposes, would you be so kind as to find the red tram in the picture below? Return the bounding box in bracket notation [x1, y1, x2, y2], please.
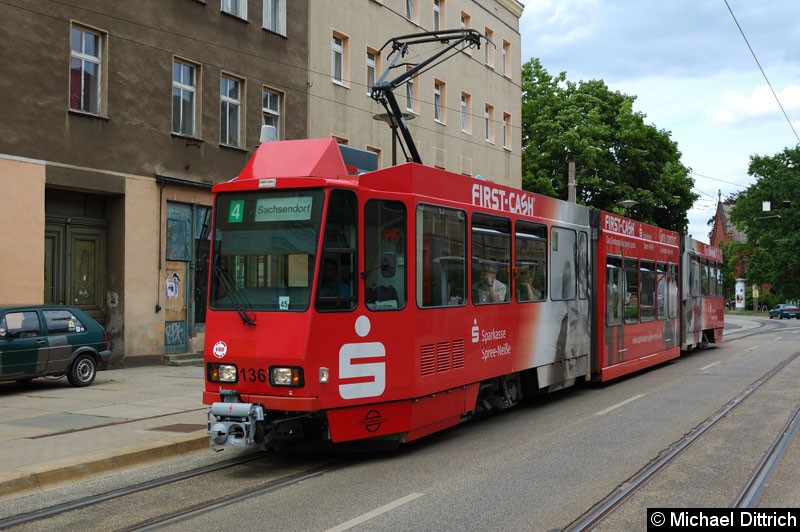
[681, 237, 725, 350]
[203, 138, 724, 449]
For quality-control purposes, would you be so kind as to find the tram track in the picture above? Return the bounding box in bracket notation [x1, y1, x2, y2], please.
[732, 397, 800, 508]
[119, 463, 341, 531]
[0, 446, 352, 531]
[563, 348, 800, 531]
[0, 452, 265, 529]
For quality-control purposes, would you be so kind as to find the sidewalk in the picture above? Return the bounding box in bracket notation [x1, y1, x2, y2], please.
[0, 314, 769, 500]
[0, 365, 209, 499]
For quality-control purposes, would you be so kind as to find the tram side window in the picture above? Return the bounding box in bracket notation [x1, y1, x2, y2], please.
[716, 262, 724, 296]
[515, 221, 546, 302]
[550, 227, 576, 301]
[668, 263, 678, 319]
[606, 257, 623, 326]
[471, 213, 511, 305]
[316, 189, 357, 311]
[712, 262, 721, 297]
[416, 204, 466, 308]
[578, 231, 589, 300]
[640, 260, 655, 322]
[708, 261, 716, 297]
[365, 200, 406, 310]
[656, 262, 667, 319]
[624, 257, 639, 324]
[690, 256, 700, 298]
[700, 258, 709, 296]
[711, 262, 722, 297]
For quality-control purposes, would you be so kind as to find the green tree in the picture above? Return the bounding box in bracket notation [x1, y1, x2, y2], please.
[520, 58, 697, 232]
[729, 146, 800, 300]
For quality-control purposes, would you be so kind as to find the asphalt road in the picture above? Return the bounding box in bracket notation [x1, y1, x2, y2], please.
[4, 315, 799, 531]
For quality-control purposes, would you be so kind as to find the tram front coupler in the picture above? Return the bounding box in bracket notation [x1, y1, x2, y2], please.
[208, 393, 265, 450]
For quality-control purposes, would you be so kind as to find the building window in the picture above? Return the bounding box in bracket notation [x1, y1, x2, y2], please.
[221, 0, 247, 19]
[502, 112, 511, 148]
[433, 0, 441, 31]
[220, 74, 242, 146]
[484, 103, 494, 143]
[433, 147, 446, 169]
[263, 0, 286, 35]
[332, 32, 349, 85]
[460, 92, 471, 133]
[406, 67, 415, 112]
[366, 48, 379, 95]
[367, 145, 382, 168]
[484, 27, 494, 67]
[172, 59, 197, 136]
[406, 0, 417, 22]
[502, 40, 511, 78]
[460, 11, 471, 54]
[70, 25, 103, 114]
[262, 87, 281, 138]
[433, 80, 445, 123]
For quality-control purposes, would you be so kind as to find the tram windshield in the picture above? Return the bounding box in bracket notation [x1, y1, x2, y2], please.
[209, 189, 324, 312]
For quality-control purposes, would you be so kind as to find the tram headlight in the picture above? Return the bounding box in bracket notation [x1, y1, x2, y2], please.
[270, 366, 304, 387]
[207, 363, 238, 383]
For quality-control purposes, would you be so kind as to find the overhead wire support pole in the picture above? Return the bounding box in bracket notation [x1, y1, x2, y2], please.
[370, 29, 485, 165]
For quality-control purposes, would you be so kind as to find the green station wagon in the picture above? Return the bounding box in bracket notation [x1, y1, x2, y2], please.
[0, 305, 112, 387]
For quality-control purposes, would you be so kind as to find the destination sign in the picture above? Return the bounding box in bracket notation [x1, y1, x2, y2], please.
[254, 197, 313, 222]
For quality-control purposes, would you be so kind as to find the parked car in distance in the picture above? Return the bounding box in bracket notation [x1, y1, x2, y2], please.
[768, 304, 800, 320]
[0, 305, 111, 386]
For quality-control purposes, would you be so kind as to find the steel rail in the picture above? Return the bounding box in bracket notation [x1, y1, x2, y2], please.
[120, 463, 343, 531]
[732, 395, 800, 507]
[562, 350, 800, 531]
[0, 452, 264, 529]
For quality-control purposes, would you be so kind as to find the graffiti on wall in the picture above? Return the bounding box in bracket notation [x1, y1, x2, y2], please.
[164, 321, 186, 350]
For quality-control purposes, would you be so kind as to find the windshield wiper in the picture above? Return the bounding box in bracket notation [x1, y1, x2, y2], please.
[212, 260, 256, 327]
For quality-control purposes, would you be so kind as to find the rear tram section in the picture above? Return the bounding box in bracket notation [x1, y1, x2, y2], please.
[593, 211, 682, 381]
[681, 237, 725, 350]
[204, 139, 723, 449]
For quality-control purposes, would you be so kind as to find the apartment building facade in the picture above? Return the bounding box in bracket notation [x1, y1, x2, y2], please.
[0, 0, 522, 365]
[308, 0, 523, 184]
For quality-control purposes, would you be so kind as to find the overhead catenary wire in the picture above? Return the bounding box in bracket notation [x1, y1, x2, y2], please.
[723, 0, 800, 144]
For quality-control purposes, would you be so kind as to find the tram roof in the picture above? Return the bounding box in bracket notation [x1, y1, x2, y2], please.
[235, 138, 348, 181]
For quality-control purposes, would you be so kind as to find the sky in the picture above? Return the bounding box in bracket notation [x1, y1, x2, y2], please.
[519, 0, 800, 242]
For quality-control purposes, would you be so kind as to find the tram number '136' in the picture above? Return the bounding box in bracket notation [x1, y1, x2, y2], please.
[338, 342, 386, 400]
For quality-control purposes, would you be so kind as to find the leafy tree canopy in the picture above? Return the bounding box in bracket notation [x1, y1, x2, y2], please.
[729, 146, 800, 299]
[520, 58, 697, 232]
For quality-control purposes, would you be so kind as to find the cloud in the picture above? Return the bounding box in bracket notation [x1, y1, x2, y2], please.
[521, 1, 799, 82]
[709, 84, 800, 126]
